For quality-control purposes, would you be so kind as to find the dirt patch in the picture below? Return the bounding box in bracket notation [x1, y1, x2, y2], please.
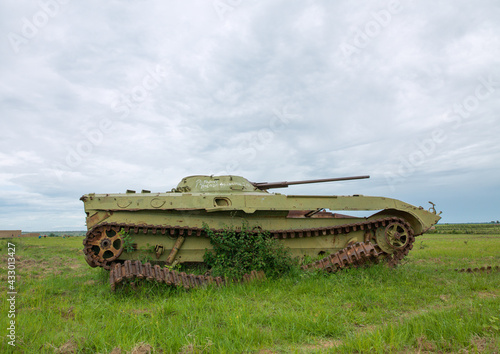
[67, 262, 83, 270]
[476, 292, 497, 299]
[109, 348, 121, 354]
[468, 336, 499, 353]
[413, 257, 444, 265]
[258, 325, 273, 334]
[439, 294, 450, 302]
[178, 341, 213, 353]
[402, 335, 499, 353]
[60, 306, 75, 320]
[298, 340, 343, 351]
[130, 342, 153, 354]
[354, 323, 377, 332]
[129, 309, 153, 318]
[416, 336, 437, 352]
[19, 257, 44, 267]
[130, 309, 151, 315]
[55, 339, 78, 353]
[14, 255, 84, 281]
[15, 257, 51, 279]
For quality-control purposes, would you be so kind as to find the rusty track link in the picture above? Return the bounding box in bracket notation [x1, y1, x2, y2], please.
[301, 242, 383, 272]
[83, 216, 415, 289]
[301, 218, 415, 272]
[109, 260, 265, 291]
[455, 266, 500, 273]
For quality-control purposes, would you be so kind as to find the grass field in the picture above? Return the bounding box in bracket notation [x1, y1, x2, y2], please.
[1, 224, 499, 353]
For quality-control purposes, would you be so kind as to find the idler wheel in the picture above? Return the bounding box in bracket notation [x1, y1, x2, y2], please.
[87, 228, 124, 264]
[384, 222, 410, 249]
[375, 220, 412, 254]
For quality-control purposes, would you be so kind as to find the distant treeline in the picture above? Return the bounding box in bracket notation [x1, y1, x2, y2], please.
[37, 231, 87, 237]
[429, 223, 500, 235]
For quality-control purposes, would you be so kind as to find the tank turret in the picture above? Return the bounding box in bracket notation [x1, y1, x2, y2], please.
[174, 175, 260, 193]
[173, 175, 370, 193]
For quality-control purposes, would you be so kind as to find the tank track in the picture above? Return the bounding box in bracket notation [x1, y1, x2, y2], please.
[83, 217, 415, 290]
[109, 261, 266, 291]
[301, 242, 383, 271]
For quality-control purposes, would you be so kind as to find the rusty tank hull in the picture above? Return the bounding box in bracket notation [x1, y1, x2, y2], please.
[81, 175, 441, 287]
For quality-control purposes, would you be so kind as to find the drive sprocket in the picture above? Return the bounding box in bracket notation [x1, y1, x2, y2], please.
[83, 225, 124, 269]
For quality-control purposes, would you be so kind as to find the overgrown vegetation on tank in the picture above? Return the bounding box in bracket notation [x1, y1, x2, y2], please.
[203, 224, 296, 279]
[119, 229, 135, 253]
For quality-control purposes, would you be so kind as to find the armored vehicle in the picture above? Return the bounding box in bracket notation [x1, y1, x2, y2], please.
[81, 175, 441, 288]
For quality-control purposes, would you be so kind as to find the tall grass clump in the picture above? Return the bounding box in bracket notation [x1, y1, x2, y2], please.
[203, 225, 296, 279]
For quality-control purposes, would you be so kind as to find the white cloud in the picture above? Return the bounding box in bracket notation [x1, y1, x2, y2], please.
[0, 0, 499, 229]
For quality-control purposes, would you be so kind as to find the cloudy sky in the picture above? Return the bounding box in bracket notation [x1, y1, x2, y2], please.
[1, 0, 499, 231]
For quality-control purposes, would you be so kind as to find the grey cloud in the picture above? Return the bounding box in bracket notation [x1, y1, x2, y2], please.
[0, 0, 499, 229]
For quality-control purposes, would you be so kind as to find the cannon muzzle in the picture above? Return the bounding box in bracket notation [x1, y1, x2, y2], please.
[251, 175, 370, 190]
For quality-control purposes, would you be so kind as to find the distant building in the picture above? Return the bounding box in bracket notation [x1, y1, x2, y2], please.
[21, 232, 41, 238]
[0, 230, 22, 238]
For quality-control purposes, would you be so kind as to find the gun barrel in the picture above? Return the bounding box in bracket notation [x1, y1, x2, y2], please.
[252, 175, 370, 190]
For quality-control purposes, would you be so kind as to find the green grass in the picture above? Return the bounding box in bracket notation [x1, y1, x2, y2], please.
[1, 226, 499, 353]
